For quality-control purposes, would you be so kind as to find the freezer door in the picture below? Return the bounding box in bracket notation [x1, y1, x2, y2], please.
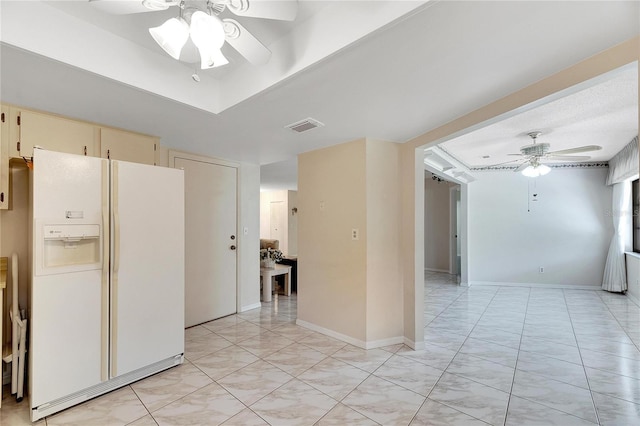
[110, 160, 185, 378]
[31, 150, 109, 407]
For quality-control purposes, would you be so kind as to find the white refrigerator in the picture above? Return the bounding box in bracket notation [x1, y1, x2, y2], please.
[30, 149, 185, 421]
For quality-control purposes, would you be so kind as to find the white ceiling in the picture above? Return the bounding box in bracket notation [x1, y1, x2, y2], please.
[440, 66, 639, 169]
[1, 1, 638, 190]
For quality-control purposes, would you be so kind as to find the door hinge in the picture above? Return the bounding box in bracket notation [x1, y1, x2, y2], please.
[107, 149, 110, 159]
[84, 145, 87, 156]
[17, 115, 20, 126]
[154, 143, 157, 151]
[1, 112, 4, 123]
[17, 141, 21, 152]
[0, 192, 4, 203]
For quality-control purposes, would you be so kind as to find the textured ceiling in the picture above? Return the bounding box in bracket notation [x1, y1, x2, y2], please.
[439, 66, 639, 169]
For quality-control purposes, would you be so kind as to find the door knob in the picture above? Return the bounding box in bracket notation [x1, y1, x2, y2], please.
[230, 245, 236, 250]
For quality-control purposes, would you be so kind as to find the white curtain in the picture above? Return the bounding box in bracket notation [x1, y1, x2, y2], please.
[602, 181, 631, 292]
[606, 136, 638, 185]
[602, 136, 638, 293]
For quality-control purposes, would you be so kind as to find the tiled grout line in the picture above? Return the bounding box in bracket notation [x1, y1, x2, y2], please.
[511, 291, 604, 424]
[406, 279, 503, 425]
[189, 295, 390, 426]
[562, 289, 602, 426]
[594, 290, 640, 353]
[502, 286, 532, 426]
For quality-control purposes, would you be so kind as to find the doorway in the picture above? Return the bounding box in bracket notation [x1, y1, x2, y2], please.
[171, 153, 238, 327]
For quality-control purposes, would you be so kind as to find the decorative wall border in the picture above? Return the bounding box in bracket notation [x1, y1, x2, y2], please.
[471, 162, 609, 172]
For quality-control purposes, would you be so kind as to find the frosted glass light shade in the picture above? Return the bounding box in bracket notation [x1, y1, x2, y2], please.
[149, 18, 189, 60]
[197, 48, 229, 69]
[522, 163, 551, 177]
[142, 0, 172, 11]
[190, 11, 228, 69]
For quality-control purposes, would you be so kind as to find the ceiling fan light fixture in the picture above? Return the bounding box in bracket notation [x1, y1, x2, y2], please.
[142, 0, 176, 11]
[149, 17, 190, 60]
[522, 163, 551, 178]
[198, 47, 229, 69]
[189, 11, 228, 69]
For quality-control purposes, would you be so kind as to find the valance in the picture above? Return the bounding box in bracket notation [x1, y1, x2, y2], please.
[606, 135, 639, 185]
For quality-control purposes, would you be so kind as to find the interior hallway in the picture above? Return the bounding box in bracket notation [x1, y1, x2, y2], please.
[1, 274, 639, 425]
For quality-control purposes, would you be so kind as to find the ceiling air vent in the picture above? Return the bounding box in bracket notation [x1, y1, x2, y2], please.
[285, 117, 324, 133]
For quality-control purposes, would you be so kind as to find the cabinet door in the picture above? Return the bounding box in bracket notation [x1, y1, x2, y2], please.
[20, 110, 96, 158]
[100, 128, 157, 166]
[0, 105, 9, 209]
[8, 107, 20, 159]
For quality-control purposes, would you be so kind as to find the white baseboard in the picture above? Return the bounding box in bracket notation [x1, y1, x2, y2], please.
[403, 337, 424, 351]
[469, 281, 601, 290]
[295, 319, 404, 350]
[239, 302, 262, 313]
[425, 268, 450, 273]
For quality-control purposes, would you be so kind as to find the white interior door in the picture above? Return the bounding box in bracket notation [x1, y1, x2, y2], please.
[174, 156, 238, 327]
[110, 160, 184, 378]
[270, 200, 286, 253]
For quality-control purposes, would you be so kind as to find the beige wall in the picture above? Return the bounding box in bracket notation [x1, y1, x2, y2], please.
[239, 163, 261, 311]
[424, 175, 454, 272]
[298, 138, 403, 347]
[298, 139, 368, 341]
[288, 191, 298, 256]
[365, 140, 402, 343]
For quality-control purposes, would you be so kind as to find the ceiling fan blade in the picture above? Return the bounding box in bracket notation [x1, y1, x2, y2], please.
[487, 158, 522, 167]
[514, 162, 530, 172]
[548, 145, 602, 155]
[226, 0, 298, 21]
[89, 0, 178, 14]
[507, 153, 523, 156]
[223, 19, 271, 65]
[546, 155, 591, 161]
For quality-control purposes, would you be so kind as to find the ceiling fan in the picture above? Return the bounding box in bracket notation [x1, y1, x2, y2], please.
[501, 131, 602, 177]
[89, 0, 298, 69]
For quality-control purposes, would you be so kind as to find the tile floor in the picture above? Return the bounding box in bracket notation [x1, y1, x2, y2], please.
[1, 273, 639, 425]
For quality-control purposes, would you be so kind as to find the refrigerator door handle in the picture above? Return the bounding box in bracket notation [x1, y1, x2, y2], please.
[101, 161, 110, 381]
[112, 162, 121, 275]
[111, 161, 121, 377]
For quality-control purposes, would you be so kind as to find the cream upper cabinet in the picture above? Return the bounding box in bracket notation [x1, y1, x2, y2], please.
[18, 110, 97, 158]
[8, 107, 20, 159]
[0, 105, 9, 210]
[100, 128, 157, 166]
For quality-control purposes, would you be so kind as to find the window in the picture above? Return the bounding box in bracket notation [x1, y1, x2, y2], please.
[633, 179, 640, 253]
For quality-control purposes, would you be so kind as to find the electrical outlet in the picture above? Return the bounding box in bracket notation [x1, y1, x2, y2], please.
[539, 267, 544, 273]
[352, 228, 359, 240]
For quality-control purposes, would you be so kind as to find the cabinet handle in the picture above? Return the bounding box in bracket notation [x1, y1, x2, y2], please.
[0, 192, 4, 203]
